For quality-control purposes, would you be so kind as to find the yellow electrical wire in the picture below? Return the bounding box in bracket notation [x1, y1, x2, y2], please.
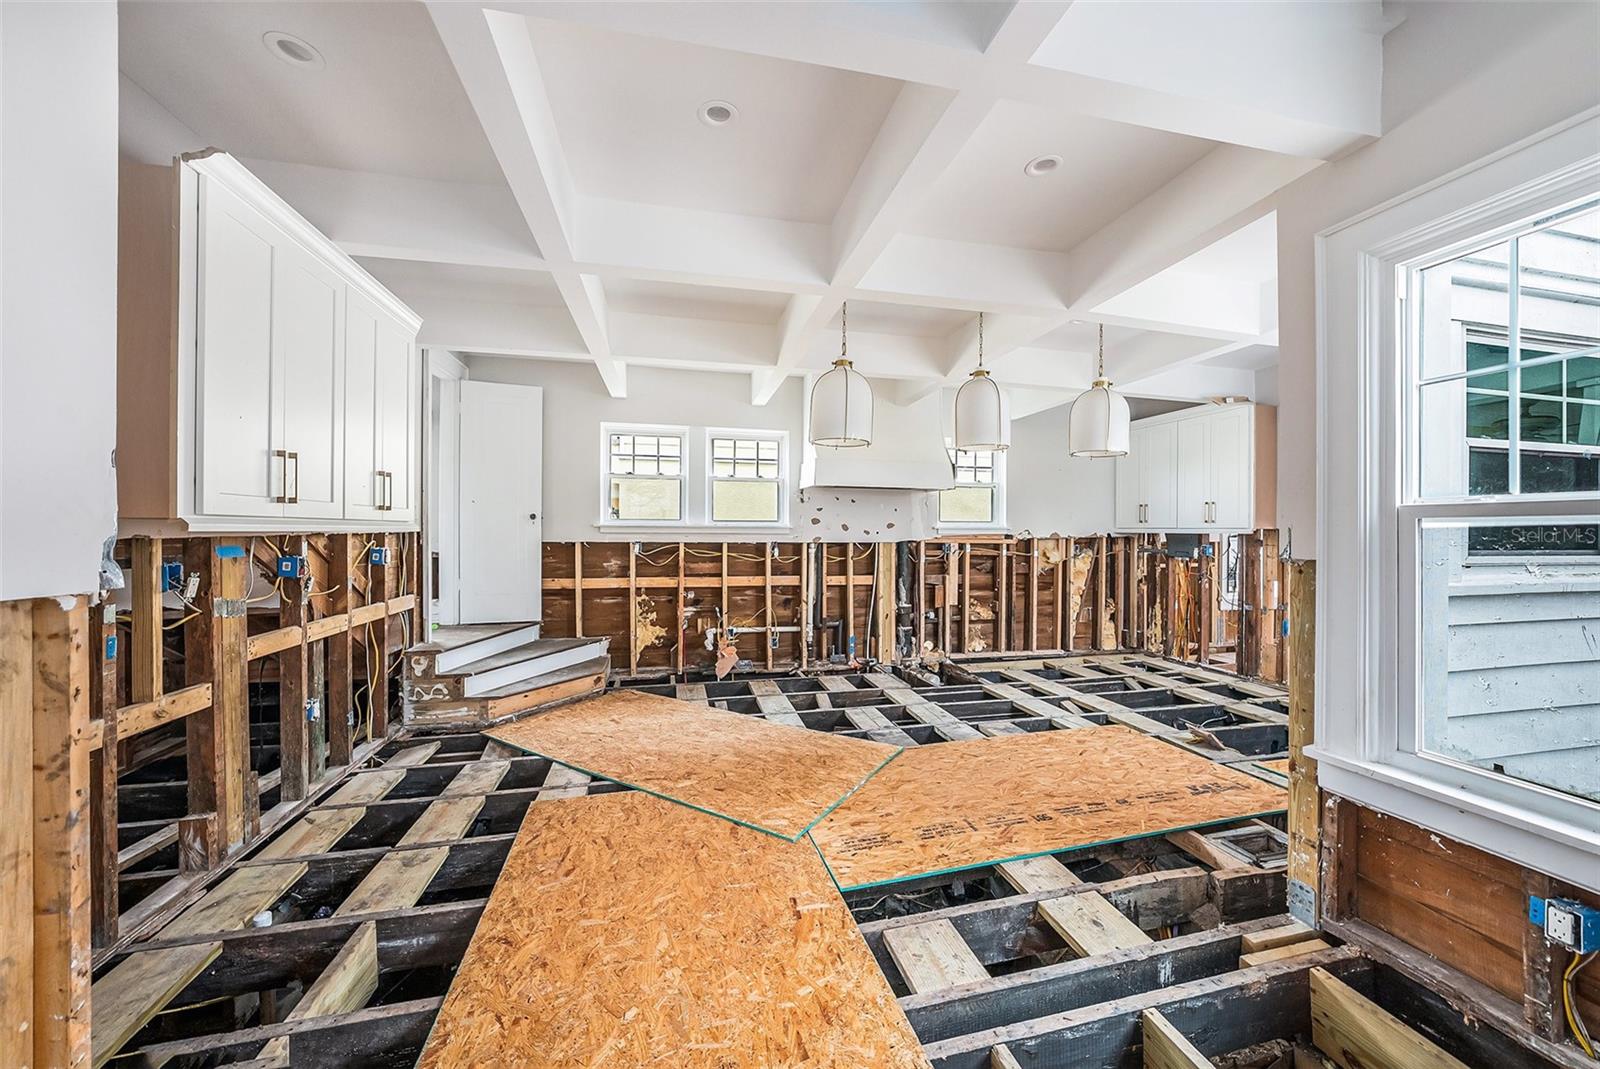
[1565, 951, 1596, 1059]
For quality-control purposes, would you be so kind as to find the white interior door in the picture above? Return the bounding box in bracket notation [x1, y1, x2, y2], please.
[458, 380, 543, 623]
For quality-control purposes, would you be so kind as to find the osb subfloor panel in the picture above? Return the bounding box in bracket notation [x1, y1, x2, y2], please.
[485, 689, 901, 840]
[415, 790, 930, 1069]
[809, 725, 1287, 890]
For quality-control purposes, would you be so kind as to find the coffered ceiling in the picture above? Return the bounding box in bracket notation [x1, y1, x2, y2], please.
[120, 0, 1395, 414]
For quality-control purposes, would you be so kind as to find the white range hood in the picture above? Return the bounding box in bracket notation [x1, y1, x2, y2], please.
[801, 390, 954, 491]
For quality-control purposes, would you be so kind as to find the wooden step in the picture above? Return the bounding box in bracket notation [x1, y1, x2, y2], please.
[408, 637, 607, 700]
[405, 655, 609, 730]
[410, 622, 542, 676]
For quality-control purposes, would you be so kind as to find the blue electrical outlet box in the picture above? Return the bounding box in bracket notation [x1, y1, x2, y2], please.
[275, 555, 307, 579]
[369, 546, 392, 567]
[105, 634, 117, 660]
[1529, 896, 1600, 953]
[160, 561, 185, 591]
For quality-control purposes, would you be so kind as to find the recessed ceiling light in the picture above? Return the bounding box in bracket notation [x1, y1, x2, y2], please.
[263, 31, 324, 70]
[1024, 154, 1063, 177]
[698, 100, 738, 127]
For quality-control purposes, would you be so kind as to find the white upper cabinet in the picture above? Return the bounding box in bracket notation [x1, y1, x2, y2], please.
[1114, 403, 1276, 533]
[345, 291, 419, 524]
[195, 176, 281, 519]
[118, 152, 421, 533]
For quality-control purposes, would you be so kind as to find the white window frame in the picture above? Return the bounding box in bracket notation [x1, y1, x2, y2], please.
[704, 428, 789, 527]
[1313, 112, 1600, 889]
[597, 422, 689, 528]
[937, 447, 1008, 530]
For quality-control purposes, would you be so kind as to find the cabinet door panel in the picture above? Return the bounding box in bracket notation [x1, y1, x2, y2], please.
[1141, 422, 1179, 528]
[376, 316, 417, 520]
[1175, 417, 1209, 527]
[277, 243, 344, 520]
[343, 293, 381, 520]
[196, 178, 283, 517]
[1208, 407, 1252, 529]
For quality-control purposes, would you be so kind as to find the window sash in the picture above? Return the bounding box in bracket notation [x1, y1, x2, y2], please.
[705, 430, 786, 526]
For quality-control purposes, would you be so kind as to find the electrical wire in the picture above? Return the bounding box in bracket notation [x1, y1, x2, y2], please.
[1565, 951, 1596, 1059]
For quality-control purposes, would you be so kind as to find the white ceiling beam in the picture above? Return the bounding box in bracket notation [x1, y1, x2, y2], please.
[1065, 145, 1317, 314]
[242, 158, 544, 270]
[429, 2, 625, 396]
[492, 1, 1379, 158]
[577, 197, 831, 293]
[749, 0, 1070, 405]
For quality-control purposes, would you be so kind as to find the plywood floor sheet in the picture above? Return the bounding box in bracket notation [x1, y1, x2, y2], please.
[415, 790, 929, 1069]
[809, 726, 1287, 890]
[485, 689, 900, 840]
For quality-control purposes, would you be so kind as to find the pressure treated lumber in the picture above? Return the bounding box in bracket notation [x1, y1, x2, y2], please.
[1310, 966, 1470, 1069]
[1240, 920, 1317, 954]
[257, 921, 379, 1064]
[810, 727, 1286, 889]
[90, 863, 305, 1066]
[90, 942, 222, 1068]
[486, 689, 900, 839]
[414, 791, 929, 1069]
[1240, 937, 1331, 967]
[884, 919, 990, 993]
[1038, 893, 1153, 956]
[1141, 1008, 1209, 1069]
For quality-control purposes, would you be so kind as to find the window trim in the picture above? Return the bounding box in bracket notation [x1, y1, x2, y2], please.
[1313, 112, 1600, 889]
[937, 447, 1008, 530]
[597, 422, 689, 527]
[704, 427, 789, 527]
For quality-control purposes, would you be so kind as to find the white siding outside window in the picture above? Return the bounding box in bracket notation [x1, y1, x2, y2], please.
[1314, 115, 1600, 888]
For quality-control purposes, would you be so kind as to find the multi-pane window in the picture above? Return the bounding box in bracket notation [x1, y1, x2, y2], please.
[606, 429, 683, 522]
[939, 449, 998, 524]
[1407, 199, 1599, 803]
[708, 434, 783, 524]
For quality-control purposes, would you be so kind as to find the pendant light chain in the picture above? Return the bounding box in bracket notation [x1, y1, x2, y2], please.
[841, 301, 848, 361]
[978, 311, 985, 369]
[1097, 323, 1106, 381]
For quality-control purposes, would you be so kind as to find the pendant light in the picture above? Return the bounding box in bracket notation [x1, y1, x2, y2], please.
[953, 312, 1009, 451]
[1068, 323, 1130, 458]
[809, 301, 873, 447]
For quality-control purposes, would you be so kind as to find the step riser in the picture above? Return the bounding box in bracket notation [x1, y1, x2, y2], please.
[434, 623, 542, 674]
[463, 642, 607, 698]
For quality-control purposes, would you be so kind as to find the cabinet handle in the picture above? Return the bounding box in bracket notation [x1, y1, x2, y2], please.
[272, 449, 291, 503]
[377, 470, 389, 511]
[288, 451, 300, 505]
[384, 471, 394, 511]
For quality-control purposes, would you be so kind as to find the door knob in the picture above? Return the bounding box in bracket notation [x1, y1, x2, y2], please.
[528, 513, 539, 521]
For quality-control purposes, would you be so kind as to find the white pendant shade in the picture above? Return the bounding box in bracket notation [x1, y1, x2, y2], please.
[1068, 381, 1130, 457]
[1069, 322, 1130, 457]
[810, 358, 874, 447]
[953, 370, 1009, 451]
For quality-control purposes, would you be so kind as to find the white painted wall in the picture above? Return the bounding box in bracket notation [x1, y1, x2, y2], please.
[1275, 0, 1600, 557]
[463, 356, 941, 541]
[1, 1, 120, 600]
[1003, 404, 1117, 536]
